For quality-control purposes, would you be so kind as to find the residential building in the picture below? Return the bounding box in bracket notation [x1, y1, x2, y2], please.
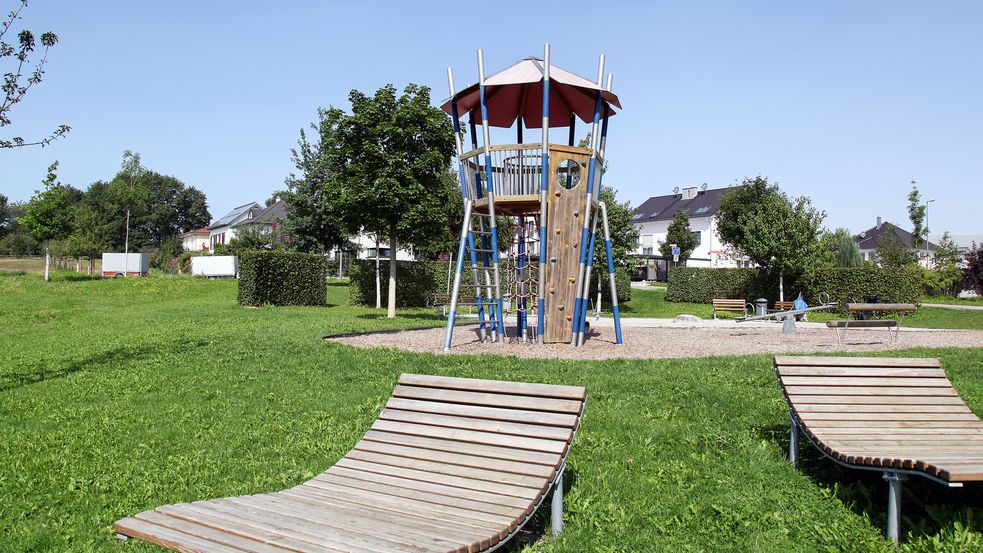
[180, 227, 210, 252]
[928, 233, 983, 255]
[208, 202, 260, 248]
[232, 199, 288, 239]
[631, 185, 746, 280]
[854, 217, 936, 267]
[334, 232, 416, 262]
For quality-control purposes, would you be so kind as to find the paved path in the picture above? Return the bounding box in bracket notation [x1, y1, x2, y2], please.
[923, 303, 983, 311]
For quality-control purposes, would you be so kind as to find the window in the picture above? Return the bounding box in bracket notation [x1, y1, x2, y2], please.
[648, 211, 660, 219]
[632, 213, 643, 220]
[694, 206, 711, 215]
[642, 247, 653, 255]
[556, 159, 581, 189]
[693, 231, 702, 245]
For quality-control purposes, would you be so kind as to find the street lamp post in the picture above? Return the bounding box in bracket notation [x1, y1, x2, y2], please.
[925, 198, 936, 262]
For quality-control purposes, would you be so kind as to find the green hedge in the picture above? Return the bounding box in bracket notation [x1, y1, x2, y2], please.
[590, 266, 632, 305]
[665, 267, 785, 303]
[798, 266, 922, 308]
[348, 259, 449, 307]
[666, 266, 922, 308]
[237, 251, 327, 307]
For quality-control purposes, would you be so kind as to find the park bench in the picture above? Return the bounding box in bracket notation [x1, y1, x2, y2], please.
[115, 373, 586, 552]
[775, 355, 983, 543]
[712, 299, 750, 319]
[768, 301, 795, 313]
[826, 303, 916, 345]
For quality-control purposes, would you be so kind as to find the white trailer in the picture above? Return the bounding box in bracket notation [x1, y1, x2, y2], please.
[102, 253, 150, 277]
[191, 255, 238, 278]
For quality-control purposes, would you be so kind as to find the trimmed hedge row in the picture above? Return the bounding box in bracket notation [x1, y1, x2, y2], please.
[665, 268, 785, 303]
[237, 251, 327, 307]
[666, 266, 922, 308]
[348, 259, 632, 308]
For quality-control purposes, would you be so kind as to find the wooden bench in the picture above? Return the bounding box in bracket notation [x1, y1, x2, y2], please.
[768, 301, 795, 313]
[115, 373, 587, 552]
[712, 299, 750, 319]
[775, 356, 983, 543]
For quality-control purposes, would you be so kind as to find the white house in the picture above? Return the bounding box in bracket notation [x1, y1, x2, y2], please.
[331, 232, 417, 262]
[631, 185, 747, 279]
[855, 217, 936, 268]
[180, 227, 210, 252]
[208, 202, 260, 249]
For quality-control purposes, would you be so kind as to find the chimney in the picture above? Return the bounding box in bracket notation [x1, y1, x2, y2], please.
[682, 186, 698, 200]
[876, 216, 882, 229]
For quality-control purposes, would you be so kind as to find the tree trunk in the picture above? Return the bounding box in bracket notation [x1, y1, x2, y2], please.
[44, 243, 50, 282]
[779, 270, 785, 303]
[88, 257, 93, 275]
[124, 208, 131, 278]
[387, 221, 397, 319]
[374, 235, 381, 309]
[596, 274, 603, 315]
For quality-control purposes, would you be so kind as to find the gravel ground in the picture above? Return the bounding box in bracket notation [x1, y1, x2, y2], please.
[327, 324, 983, 360]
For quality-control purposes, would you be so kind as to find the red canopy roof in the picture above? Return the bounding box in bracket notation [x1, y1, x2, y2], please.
[442, 58, 621, 129]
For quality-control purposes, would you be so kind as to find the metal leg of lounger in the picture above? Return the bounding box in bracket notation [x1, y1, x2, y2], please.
[116, 534, 129, 541]
[789, 415, 799, 466]
[884, 471, 906, 543]
[551, 470, 564, 536]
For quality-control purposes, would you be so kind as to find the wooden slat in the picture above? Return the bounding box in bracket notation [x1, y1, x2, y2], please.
[795, 404, 971, 413]
[114, 516, 248, 553]
[335, 457, 542, 500]
[810, 427, 983, 436]
[379, 408, 573, 442]
[202, 497, 452, 553]
[393, 385, 583, 414]
[800, 412, 980, 421]
[776, 356, 940, 368]
[398, 373, 586, 400]
[788, 395, 965, 405]
[344, 449, 546, 488]
[846, 303, 917, 312]
[778, 367, 946, 378]
[807, 420, 983, 428]
[361, 429, 562, 466]
[133, 511, 297, 553]
[385, 397, 580, 428]
[781, 376, 952, 387]
[354, 439, 555, 478]
[826, 320, 897, 328]
[298, 480, 515, 528]
[156, 504, 337, 553]
[785, 386, 957, 396]
[370, 420, 568, 454]
[318, 467, 533, 511]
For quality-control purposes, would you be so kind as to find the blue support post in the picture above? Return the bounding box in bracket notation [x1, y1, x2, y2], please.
[601, 201, 623, 344]
[576, 213, 599, 345]
[536, 44, 551, 344]
[478, 49, 505, 341]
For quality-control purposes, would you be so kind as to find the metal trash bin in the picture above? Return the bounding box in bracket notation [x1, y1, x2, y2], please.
[755, 298, 768, 317]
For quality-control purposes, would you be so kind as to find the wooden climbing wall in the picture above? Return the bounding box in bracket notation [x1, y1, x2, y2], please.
[544, 148, 591, 343]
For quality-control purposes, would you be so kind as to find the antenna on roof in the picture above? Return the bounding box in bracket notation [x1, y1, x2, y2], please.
[701, 182, 708, 192]
[673, 186, 680, 195]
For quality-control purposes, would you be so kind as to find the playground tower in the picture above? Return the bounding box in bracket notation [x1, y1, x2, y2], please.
[442, 44, 624, 349]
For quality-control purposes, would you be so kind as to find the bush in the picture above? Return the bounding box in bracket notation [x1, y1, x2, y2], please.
[590, 266, 631, 305]
[348, 259, 449, 307]
[665, 267, 785, 303]
[798, 266, 922, 308]
[237, 251, 327, 307]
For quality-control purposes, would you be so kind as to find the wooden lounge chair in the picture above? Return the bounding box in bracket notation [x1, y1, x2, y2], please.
[115, 373, 587, 552]
[775, 356, 983, 543]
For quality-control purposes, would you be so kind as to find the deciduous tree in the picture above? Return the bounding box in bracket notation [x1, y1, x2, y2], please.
[659, 209, 698, 265]
[283, 115, 346, 253]
[19, 161, 77, 280]
[963, 242, 983, 296]
[716, 176, 825, 301]
[907, 181, 928, 251]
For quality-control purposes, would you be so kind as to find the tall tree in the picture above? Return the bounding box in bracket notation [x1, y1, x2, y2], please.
[659, 209, 698, 265]
[716, 176, 826, 301]
[19, 161, 76, 280]
[834, 228, 863, 267]
[0, 192, 9, 237]
[61, 204, 106, 274]
[907, 180, 928, 252]
[323, 83, 454, 318]
[282, 115, 346, 253]
[113, 150, 146, 264]
[1, 0, 69, 148]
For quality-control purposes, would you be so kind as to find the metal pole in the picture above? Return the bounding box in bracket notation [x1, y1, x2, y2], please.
[444, 200, 474, 350]
[572, 54, 605, 345]
[789, 415, 799, 466]
[884, 471, 905, 543]
[576, 211, 599, 345]
[536, 43, 550, 345]
[478, 49, 505, 342]
[601, 201, 624, 344]
[551, 471, 564, 536]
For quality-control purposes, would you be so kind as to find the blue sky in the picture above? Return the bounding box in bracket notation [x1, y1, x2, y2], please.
[3, 1, 981, 234]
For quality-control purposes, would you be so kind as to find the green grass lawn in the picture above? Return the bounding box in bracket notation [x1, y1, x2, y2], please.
[615, 287, 983, 329]
[2, 272, 983, 551]
[922, 295, 983, 306]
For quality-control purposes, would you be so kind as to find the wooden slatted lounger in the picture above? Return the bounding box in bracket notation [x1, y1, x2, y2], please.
[775, 356, 983, 543]
[115, 373, 587, 553]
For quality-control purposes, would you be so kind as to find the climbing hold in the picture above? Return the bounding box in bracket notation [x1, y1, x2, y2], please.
[549, 257, 557, 263]
[549, 288, 555, 294]
[558, 304, 565, 311]
[554, 191, 561, 197]
[572, 242, 578, 248]
[573, 210, 580, 217]
[555, 228, 561, 235]
[568, 277, 575, 283]
[565, 315, 573, 321]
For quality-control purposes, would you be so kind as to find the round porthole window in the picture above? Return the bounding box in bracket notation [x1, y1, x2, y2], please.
[557, 159, 581, 189]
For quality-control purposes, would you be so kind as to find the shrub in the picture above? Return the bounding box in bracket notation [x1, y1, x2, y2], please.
[798, 266, 922, 308]
[590, 266, 631, 305]
[665, 267, 785, 303]
[348, 259, 448, 307]
[963, 242, 983, 296]
[237, 251, 327, 307]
